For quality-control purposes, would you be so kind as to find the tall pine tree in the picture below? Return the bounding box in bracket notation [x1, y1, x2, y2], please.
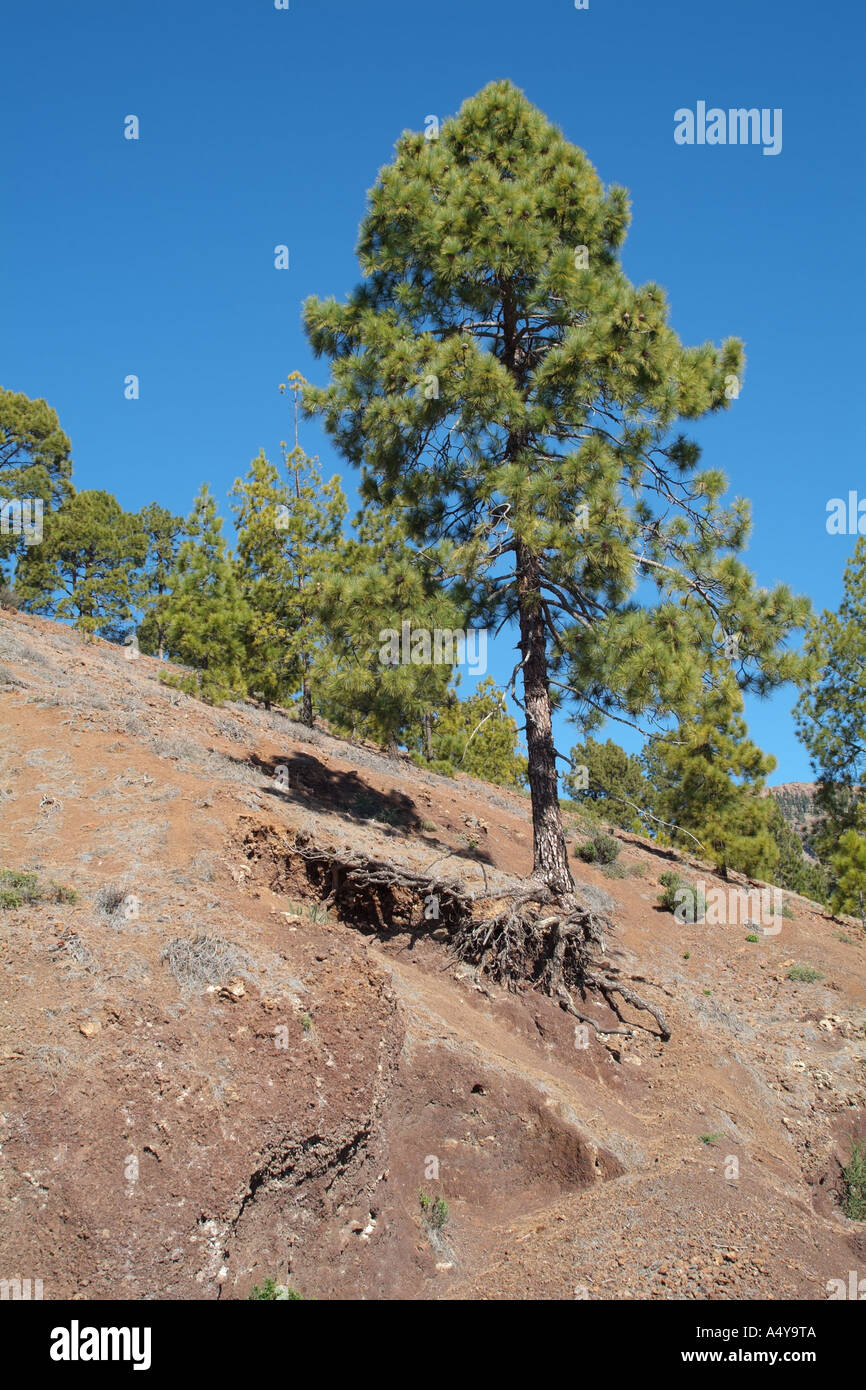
[304, 81, 807, 897]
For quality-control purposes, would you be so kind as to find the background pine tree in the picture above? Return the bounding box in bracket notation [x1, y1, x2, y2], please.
[0, 386, 73, 574]
[136, 503, 187, 659]
[161, 485, 248, 704]
[418, 676, 528, 788]
[795, 536, 866, 872]
[314, 503, 465, 752]
[643, 677, 779, 880]
[231, 373, 348, 719]
[564, 735, 650, 834]
[829, 829, 866, 921]
[15, 488, 146, 638]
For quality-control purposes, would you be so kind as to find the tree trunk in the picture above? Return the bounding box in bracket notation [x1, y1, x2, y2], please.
[423, 710, 434, 762]
[301, 653, 313, 728]
[515, 540, 574, 895]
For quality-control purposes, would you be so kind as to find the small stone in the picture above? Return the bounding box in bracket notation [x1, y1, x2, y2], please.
[219, 978, 246, 1002]
[79, 1019, 101, 1038]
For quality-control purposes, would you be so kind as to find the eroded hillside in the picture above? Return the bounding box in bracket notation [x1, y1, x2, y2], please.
[1, 610, 864, 1300]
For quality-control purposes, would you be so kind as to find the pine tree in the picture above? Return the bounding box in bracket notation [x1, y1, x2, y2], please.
[564, 735, 649, 834]
[765, 799, 828, 904]
[15, 489, 146, 638]
[795, 537, 866, 865]
[304, 81, 807, 897]
[231, 374, 347, 718]
[230, 448, 295, 707]
[420, 677, 528, 788]
[136, 503, 187, 659]
[161, 486, 248, 704]
[0, 386, 73, 572]
[314, 503, 465, 752]
[829, 829, 866, 922]
[644, 677, 779, 880]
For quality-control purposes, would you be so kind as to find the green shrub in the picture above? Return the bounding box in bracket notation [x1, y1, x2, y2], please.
[842, 1140, 866, 1220]
[419, 1190, 448, 1230]
[0, 869, 41, 909]
[786, 963, 823, 983]
[50, 882, 77, 904]
[657, 871, 706, 922]
[576, 830, 620, 866]
[248, 1277, 303, 1301]
[601, 861, 629, 879]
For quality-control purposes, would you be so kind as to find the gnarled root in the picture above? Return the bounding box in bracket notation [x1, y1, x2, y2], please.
[282, 834, 671, 1040]
[450, 885, 671, 1040]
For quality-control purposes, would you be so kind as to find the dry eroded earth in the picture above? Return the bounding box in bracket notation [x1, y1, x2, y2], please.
[1, 611, 864, 1300]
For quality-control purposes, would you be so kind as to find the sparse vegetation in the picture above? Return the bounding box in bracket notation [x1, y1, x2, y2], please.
[94, 883, 134, 923]
[841, 1140, 866, 1220]
[419, 1190, 448, 1230]
[0, 869, 41, 908]
[657, 871, 706, 923]
[161, 934, 253, 990]
[786, 963, 823, 983]
[0, 869, 77, 910]
[576, 829, 620, 866]
[247, 1278, 303, 1301]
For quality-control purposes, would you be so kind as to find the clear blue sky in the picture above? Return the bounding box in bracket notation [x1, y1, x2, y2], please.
[3, 0, 864, 783]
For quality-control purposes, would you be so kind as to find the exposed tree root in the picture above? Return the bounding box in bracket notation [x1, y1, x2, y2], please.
[282, 832, 671, 1040]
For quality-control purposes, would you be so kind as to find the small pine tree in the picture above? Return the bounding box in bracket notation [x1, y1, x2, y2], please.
[421, 677, 528, 788]
[136, 503, 187, 659]
[314, 504, 465, 752]
[829, 829, 866, 922]
[161, 486, 248, 704]
[564, 736, 650, 833]
[645, 679, 779, 880]
[231, 374, 347, 718]
[230, 448, 296, 708]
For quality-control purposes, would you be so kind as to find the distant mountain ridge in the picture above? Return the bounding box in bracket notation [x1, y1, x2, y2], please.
[768, 782, 819, 833]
